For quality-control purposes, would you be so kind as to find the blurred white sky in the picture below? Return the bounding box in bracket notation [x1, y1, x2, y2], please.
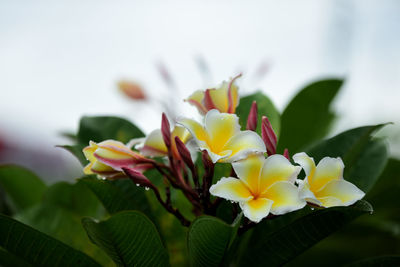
[0, 0, 399, 164]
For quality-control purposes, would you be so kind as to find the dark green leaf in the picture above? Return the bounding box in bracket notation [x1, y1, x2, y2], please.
[345, 255, 400, 267]
[307, 124, 389, 193]
[0, 247, 32, 267]
[236, 91, 280, 136]
[77, 116, 145, 145]
[239, 200, 372, 266]
[57, 144, 87, 166]
[278, 79, 343, 153]
[15, 182, 112, 266]
[82, 211, 169, 267]
[0, 165, 46, 213]
[188, 215, 240, 267]
[0, 214, 100, 267]
[78, 176, 153, 217]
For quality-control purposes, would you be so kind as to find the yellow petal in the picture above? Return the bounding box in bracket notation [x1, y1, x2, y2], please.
[83, 162, 94, 175]
[140, 129, 168, 156]
[311, 157, 344, 192]
[209, 177, 253, 202]
[261, 181, 306, 215]
[239, 198, 274, 223]
[228, 82, 239, 113]
[317, 196, 343, 208]
[232, 154, 264, 196]
[171, 126, 191, 144]
[185, 90, 207, 114]
[297, 179, 321, 206]
[208, 84, 229, 111]
[91, 160, 116, 173]
[205, 110, 240, 153]
[221, 130, 266, 162]
[259, 154, 301, 191]
[315, 179, 365, 207]
[83, 141, 97, 162]
[178, 118, 209, 146]
[293, 152, 316, 179]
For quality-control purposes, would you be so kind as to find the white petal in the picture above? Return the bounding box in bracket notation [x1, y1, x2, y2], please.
[315, 179, 365, 207]
[222, 130, 266, 163]
[293, 152, 316, 178]
[312, 157, 345, 192]
[239, 198, 274, 223]
[204, 109, 240, 152]
[262, 181, 306, 215]
[260, 154, 301, 191]
[297, 179, 321, 206]
[232, 154, 265, 194]
[209, 177, 253, 202]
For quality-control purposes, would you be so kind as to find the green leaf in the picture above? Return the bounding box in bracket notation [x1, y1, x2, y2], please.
[345, 255, 400, 267]
[57, 144, 87, 166]
[307, 124, 389, 193]
[77, 116, 145, 145]
[278, 79, 343, 153]
[236, 91, 280, 136]
[239, 200, 372, 266]
[0, 214, 100, 267]
[15, 182, 112, 266]
[82, 211, 169, 267]
[0, 247, 31, 267]
[0, 165, 46, 213]
[78, 175, 153, 217]
[188, 215, 240, 267]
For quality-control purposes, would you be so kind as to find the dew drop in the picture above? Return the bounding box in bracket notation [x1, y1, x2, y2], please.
[230, 201, 235, 204]
[136, 183, 140, 187]
[310, 207, 315, 211]
[145, 187, 150, 191]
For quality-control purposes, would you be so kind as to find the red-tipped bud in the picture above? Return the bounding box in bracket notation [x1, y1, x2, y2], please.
[246, 101, 258, 131]
[175, 136, 194, 169]
[122, 167, 154, 189]
[261, 116, 277, 156]
[161, 113, 171, 148]
[283, 148, 290, 160]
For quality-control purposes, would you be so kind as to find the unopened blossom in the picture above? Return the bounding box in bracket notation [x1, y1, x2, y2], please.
[118, 80, 146, 100]
[210, 154, 306, 223]
[293, 152, 365, 208]
[185, 74, 241, 115]
[83, 140, 150, 178]
[178, 109, 266, 163]
[138, 126, 191, 159]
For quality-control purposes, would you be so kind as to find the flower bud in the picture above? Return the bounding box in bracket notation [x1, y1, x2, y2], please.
[161, 113, 172, 149]
[118, 80, 146, 100]
[83, 140, 151, 178]
[283, 148, 290, 160]
[123, 167, 154, 188]
[261, 116, 277, 156]
[175, 136, 194, 169]
[246, 101, 258, 131]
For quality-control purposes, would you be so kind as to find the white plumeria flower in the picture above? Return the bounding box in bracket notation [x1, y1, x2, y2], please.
[178, 109, 266, 163]
[293, 152, 365, 208]
[210, 154, 306, 223]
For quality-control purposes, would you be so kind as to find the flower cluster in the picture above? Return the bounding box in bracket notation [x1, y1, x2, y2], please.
[83, 75, 365, 224]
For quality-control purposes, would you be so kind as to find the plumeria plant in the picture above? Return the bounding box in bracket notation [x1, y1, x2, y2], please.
[0, 74, 396, 266]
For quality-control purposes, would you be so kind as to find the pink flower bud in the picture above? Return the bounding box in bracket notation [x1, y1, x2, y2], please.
[122, 167, 154, 189]
[283, 148, 290, 160]
[118, 80, 146, 100]
[161, 113, 171, 149]
[261, 116, 277, 156]
[246, 101, 258, 131]
[175, 136, 194, 169]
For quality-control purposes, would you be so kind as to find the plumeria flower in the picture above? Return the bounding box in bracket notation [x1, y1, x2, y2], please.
[83, 140, 151, 178]
[210, 154, 306, 223]
[185, 74, 241, 115]
[293, 152, 365, 208]
[137, 126, 192, 159]
[178, 109, 266, 163]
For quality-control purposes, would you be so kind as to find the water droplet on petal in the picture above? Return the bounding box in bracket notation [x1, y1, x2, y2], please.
[145, 187, 150, 191]
[310, 207, 315, 211]
[136, 183, 140, 187]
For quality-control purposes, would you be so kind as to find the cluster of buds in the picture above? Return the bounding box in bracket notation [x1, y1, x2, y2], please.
[82, 75, 365, 226]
